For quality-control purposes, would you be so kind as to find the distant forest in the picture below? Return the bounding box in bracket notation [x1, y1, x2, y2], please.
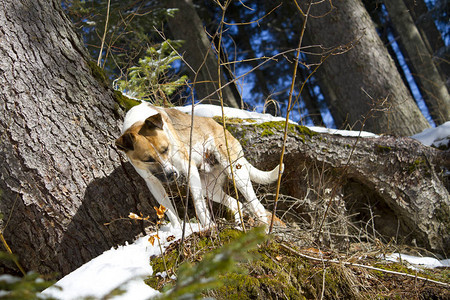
[65, 0, 449, 135]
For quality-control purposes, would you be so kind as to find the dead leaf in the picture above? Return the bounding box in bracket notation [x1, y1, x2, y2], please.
[148, 234, 160, 246]
[154, 205, 167, 219]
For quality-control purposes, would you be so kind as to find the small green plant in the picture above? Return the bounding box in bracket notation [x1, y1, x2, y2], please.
[0, 252, 55, 300]
[115, 40, 188, 104]
[154, 227, 266, 300]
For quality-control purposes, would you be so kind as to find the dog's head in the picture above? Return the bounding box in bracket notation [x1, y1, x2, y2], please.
[115, 113, 179, 182]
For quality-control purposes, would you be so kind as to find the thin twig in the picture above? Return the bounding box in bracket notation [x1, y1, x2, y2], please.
[0, 192, 26, 276]
[97, 0, 111, 67]
[268, 0, 313, 234]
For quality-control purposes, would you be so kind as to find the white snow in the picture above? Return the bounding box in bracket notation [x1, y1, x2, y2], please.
[174, 104, 297, 124]
[41, 223, 203, 300]
[308, 126, 378, 138]
[411, 121, 450, 148]
[384, 253, 450, 270]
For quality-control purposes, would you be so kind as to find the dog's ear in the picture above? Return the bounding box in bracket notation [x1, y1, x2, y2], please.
[115, 133, 135, 152]
[143, 113, 164, 130]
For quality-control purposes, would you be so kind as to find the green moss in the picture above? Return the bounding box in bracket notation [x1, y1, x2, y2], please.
[254, 121, 317, 143]
[86, 60, 109, 88]
[435, 203, 450, 234]
[261, 129, 274, 137]
[210, 240, 306, 300]
[113, 90, 141, 111]
[408, 158, 426, 174]
[212, 116, 256, 125]
[376, 145, 392, 153]
[145, 246, 180, 290]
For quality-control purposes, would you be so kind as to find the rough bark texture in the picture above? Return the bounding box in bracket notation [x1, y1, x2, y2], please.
[403, 0, 449, 87]
[226, 123, 449, 255]
[0, 0, 157, 276]
[0, 0, 447, 279]
[164, 0, 241, 108]
[384, 0, 450, 125]
[305, 0, 431, 136]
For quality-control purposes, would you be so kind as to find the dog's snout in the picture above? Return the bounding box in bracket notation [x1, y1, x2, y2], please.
[165, 170, 178, 181]
[154, 169, 178, 183]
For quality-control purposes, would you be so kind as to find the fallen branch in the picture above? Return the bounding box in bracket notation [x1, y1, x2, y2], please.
[280, 243, 450, 288]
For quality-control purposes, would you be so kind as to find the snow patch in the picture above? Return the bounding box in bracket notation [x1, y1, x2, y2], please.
[41, 223, 203, 300]
[308, 126, 378, 138]
[411, 121, 450, 148]
[174, 104, 296, 124]
[383, 253, 450, 270]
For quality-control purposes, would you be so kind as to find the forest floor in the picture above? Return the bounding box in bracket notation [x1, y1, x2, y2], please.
[146, 222, 449, 299]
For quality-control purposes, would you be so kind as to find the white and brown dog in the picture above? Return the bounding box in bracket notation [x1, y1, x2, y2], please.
[115, 102, 283, 227]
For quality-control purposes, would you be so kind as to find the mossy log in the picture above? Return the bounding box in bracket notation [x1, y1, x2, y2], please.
[226, 122, 449, 255]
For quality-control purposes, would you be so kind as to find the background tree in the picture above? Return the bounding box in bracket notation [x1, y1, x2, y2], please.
[163, 0, 241, 108]
[301, 0, 431, 135]
[66, 0, 447, 134]
[384, 0, 450, 125]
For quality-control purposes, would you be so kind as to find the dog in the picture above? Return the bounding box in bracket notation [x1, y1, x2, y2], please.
[115, 102, 283, 228]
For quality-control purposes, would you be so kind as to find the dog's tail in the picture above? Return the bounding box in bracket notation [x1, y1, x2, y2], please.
[247, 162, 284, 185]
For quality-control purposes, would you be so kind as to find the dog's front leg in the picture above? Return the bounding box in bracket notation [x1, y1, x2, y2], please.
[136, 170, 182, 228]
[187, 167, 213, 226]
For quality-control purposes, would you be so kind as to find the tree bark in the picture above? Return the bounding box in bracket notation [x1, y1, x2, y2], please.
[0, 0, 157, 276]
[384, 0, 450, 125]
[164, 0, 241, 108]
[0, 0, 447, 279]
[403, 0, 444, 54]
[304, 0, 430, 136]
[226, 123, 449, 255]
[403, 0, 449, 85]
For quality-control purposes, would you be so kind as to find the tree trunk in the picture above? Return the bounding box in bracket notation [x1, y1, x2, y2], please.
[403, 0, 449, 86]
[226, 123, 449, 255]
[164, 0, 240, 108]
[305, 0, 430, 136]
[384, 0, 450, 125]
[0, 0, 157, 276]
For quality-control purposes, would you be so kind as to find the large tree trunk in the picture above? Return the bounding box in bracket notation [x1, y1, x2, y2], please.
[404, 0, 449, 86]
[164, 0, 241, 108]
[0, 0, 157, 276]
[384, 0, 450, 125]
[226, 123, 449, 255]
[305, 0, 430, 136]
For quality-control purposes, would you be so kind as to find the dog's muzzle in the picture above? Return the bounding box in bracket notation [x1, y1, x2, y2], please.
[154, 170, 179, 183]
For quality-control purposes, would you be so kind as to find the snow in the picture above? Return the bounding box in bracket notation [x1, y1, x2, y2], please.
[175, 104, 381, 137]
[384, 253, 450, 270]
[174, 104, 297, 124]
[41, 223, 203, 300]
[308, 126, 378, 138]
[38, 104, 448, 299]
[411, 121, 450, 148]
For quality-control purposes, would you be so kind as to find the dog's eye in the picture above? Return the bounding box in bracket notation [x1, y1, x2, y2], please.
[143, 157, 155, 163]
[161, 147, 169, 154]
